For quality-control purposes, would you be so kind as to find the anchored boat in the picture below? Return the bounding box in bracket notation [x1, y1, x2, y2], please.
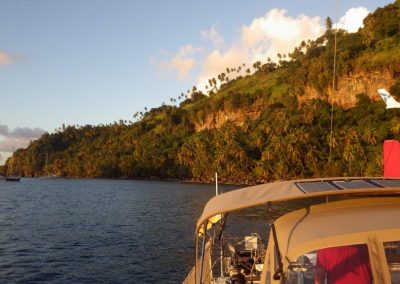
[184, 177, 400, 284]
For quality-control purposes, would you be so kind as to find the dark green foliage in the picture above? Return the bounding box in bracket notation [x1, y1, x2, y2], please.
[390, 79, 400, 99]
[9, 93, 400, 183]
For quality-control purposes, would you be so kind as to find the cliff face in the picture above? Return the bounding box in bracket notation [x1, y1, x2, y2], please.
[194, 107, 262, 132]
[195, 69, 397, 131]
[299, 70, 396, 108]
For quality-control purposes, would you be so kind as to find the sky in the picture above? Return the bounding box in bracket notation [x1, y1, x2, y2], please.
[0, 0, 394, 163]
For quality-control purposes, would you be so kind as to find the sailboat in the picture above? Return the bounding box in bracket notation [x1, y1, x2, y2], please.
[40, 152, 58, 178]
[5, 151, 21, 182]
[183, 177, 400, 284]
[39, 153, 56, 179]
[40, 152, 50, 178]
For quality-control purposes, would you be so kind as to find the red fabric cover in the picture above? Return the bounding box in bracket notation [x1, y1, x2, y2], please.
[316, 244, 372, 284]
[384, 140, 400, 177]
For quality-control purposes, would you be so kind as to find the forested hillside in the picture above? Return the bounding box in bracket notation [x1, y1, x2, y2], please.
[6, 1, 400, 183]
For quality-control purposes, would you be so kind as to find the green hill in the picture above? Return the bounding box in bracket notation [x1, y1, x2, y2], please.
[6, 1, 400, 183]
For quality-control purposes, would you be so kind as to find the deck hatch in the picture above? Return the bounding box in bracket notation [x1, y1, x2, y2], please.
[333, 180, 377, 189]
[371, 179, 400, 188]
[296, 182, 338, 193]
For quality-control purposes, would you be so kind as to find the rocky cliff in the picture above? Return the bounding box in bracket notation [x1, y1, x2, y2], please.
[195, 69, 398, 131]
[300, 69, 397, 107]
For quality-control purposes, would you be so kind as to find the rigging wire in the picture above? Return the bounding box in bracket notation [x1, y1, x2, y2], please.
[329, 0, 339, 165]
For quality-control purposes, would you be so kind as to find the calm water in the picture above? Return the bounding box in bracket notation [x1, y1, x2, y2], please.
[0, 178, 243, 283]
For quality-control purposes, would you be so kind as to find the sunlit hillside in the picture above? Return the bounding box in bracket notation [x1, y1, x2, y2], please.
[5, 1, 400, 183]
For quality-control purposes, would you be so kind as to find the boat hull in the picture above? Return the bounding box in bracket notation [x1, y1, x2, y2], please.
[5, 177, 21, 182]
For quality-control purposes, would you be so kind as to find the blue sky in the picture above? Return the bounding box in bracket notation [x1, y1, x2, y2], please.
[0, 0, 393, 162]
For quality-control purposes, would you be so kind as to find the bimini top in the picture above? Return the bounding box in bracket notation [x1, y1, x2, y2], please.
[196, 177, 400, 230]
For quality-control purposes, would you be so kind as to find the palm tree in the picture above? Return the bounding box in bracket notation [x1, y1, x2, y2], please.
[390, 117, 400, 134]
[325, 17, 333, 31]
[253, 61, 262, 71]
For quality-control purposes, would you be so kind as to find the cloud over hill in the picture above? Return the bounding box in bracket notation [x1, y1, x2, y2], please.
[0, 125, 45, 152]
[151, 6, 370, 92]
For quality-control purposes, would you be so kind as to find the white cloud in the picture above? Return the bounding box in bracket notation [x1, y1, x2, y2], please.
[150, 45, 204, 80]
[0, 52, 12, 66]
[241, 9, 322, 48]
[0, 124, 45, 152]
[196, 9, 324, 91]
[197, 48, 249, 90]
[337, 7, 370, 33]
[240, 9, 323, 60]
[0, 137, 33, 152]
[0, 51, 25, 66]
[201, 25, 224, 47]
[152, 6, 370, 92]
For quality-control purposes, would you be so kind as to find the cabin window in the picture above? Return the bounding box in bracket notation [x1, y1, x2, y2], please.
[285, 244, 373, 284]
[384, 240, 400, 284]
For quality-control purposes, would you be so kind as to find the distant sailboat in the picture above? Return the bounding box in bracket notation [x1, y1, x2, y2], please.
[40, 152, 52, 178]
[40, 152, 58, 179]
[6, 151, 21, 182]
[43, 152, 49, 177]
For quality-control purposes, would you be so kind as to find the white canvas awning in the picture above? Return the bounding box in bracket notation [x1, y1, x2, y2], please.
[196, 177, 400, 231]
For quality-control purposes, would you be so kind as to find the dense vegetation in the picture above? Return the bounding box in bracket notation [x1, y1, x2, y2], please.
[4, 1, 400, 183]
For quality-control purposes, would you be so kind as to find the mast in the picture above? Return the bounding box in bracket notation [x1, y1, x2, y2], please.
[215, 172, 218, 196]
[328, 0, 339, 167]
[7, 149, 14, 176]
[45, 152, 48, 176]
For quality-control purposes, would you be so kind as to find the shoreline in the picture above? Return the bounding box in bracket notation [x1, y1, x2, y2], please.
[16, 175, 252, 186]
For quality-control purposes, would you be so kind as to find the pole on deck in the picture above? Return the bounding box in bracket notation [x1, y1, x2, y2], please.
[215, 172, 218, 196]
[199, 221, 207, 284]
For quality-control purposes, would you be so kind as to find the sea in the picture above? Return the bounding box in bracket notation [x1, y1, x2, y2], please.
[0, 178, 252, 283]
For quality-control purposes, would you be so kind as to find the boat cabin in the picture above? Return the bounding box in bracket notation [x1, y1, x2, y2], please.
[184, 178, 400, 284]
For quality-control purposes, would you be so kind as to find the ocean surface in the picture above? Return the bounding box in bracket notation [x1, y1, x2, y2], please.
[0, 178, 248, 283]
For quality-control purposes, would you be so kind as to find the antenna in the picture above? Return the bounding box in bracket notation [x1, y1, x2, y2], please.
[215, 172, 218, 196]
[329, 0, 339, 166]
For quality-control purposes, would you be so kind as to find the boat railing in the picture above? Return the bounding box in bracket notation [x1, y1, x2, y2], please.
[183, 240, 213, 284]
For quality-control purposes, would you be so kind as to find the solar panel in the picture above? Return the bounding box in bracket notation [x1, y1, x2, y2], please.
[296, 182, 338, 193]
[333, 180, 377, 189]
[296, 179, 400, 194]
[371, 179, 400, 188]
